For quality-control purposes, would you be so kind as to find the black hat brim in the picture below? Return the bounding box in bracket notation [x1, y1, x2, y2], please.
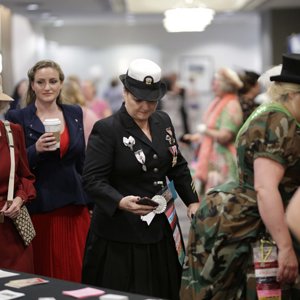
[270, 75, 300, 84]
[119, 74, 167, 102]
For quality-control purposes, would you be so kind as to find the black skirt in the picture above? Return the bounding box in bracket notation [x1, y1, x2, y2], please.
[82, 228, 181, 300]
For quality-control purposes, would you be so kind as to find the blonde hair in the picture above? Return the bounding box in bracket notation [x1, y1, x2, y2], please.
[62, 80, 86, 107]
[215, 67, 243, 93]
[267, 82, 300, 103]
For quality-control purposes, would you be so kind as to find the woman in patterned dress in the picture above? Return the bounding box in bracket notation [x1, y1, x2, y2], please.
[183, 67, 243, 197]
[181, 53, 300, 299]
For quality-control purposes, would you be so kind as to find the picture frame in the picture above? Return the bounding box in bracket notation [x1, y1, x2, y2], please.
[179, 55, 214, 92]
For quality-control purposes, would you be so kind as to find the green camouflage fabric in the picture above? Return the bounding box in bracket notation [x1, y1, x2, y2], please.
[181, 102, 300, 300]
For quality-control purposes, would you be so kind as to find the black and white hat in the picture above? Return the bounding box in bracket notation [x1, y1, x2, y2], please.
[270, 53, 300, 84]
[119, 58, 167, 102]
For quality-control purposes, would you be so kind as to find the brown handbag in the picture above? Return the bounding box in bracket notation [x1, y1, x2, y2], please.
[4, 121, 36, 246]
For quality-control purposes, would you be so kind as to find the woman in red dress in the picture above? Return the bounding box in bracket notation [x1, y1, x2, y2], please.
[0, 83, 36, 273]
[6, 60, 91, 282]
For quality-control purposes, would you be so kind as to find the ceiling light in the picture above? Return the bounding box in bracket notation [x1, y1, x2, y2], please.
[163, 7, 215, 32]
[41, 12, 51, 19]
[53, 20, 64, 27]
[26, 3, 39, 11]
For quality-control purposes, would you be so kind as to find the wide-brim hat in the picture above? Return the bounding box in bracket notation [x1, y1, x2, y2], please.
[0, 75, 14, 102]
[0, 92, 14, 102]
[270, 53, 300, 84]
[119, 58, 167, 102]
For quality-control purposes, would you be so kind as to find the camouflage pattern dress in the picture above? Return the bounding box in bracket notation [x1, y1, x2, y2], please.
[180, 102, 300, 300]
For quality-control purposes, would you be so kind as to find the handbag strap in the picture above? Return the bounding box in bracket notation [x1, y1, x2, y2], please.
[3, 121, 15, 201]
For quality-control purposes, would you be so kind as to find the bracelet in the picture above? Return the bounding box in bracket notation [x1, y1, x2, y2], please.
[196, 124, 207, 134]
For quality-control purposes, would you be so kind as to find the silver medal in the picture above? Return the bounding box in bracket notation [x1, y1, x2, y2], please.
[135, 149, 147, 171]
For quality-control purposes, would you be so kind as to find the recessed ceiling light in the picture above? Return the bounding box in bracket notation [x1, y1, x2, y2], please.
[41, 12, 51, 19]
[53, 20, 64, 27]
[26, 3, 39, 11]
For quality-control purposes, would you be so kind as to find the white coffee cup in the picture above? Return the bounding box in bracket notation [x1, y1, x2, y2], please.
[43, 118, 61, 150]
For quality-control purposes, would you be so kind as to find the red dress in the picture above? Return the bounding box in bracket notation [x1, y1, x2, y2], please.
[0, 121, 36, 272]
[30, 126, 90, 282]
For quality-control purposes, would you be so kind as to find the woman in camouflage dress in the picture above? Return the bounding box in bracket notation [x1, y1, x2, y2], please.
[181, 53, 300, 300]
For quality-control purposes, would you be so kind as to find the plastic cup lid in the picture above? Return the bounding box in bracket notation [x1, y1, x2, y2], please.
[43, 118, 61, 125]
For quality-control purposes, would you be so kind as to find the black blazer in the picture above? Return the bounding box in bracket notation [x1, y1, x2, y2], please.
[6, 103, 90, 213]
[83, 104, 198, 243]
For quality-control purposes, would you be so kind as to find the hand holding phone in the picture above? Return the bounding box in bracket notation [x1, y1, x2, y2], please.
[136, 197, 159, 207]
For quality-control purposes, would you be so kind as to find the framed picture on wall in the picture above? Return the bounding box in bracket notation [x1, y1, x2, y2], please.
[179, 55, 214, 92]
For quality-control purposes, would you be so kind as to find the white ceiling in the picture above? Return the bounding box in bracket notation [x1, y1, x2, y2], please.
[1, 0, 300, 26]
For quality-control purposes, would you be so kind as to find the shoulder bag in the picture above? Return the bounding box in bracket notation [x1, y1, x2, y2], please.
[4, 121, 36, 246]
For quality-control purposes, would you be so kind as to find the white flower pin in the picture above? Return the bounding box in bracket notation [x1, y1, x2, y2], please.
[123, 136, 135, 151]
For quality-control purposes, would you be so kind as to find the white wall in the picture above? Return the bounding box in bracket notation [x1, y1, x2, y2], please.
[12, 12, 262, 96]
[12, 15, 45, 85]
[42, 43, 161, 94]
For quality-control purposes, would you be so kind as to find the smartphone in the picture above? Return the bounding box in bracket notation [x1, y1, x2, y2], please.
[137, 197, 159, 207]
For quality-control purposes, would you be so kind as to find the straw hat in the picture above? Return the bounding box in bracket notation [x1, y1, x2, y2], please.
[0, 76, 14, 102]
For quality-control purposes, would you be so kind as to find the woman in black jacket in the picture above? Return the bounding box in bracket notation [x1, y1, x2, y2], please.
[82, 58, 199, 300]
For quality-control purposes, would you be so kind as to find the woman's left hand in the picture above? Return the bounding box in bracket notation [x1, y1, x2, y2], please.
[277, 246, 298, 284]
[187, 202, 200, 220]
[0, 197, 23, 219]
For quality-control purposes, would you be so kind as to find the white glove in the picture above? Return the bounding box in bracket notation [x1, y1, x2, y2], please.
[196, 123, 207, 134]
